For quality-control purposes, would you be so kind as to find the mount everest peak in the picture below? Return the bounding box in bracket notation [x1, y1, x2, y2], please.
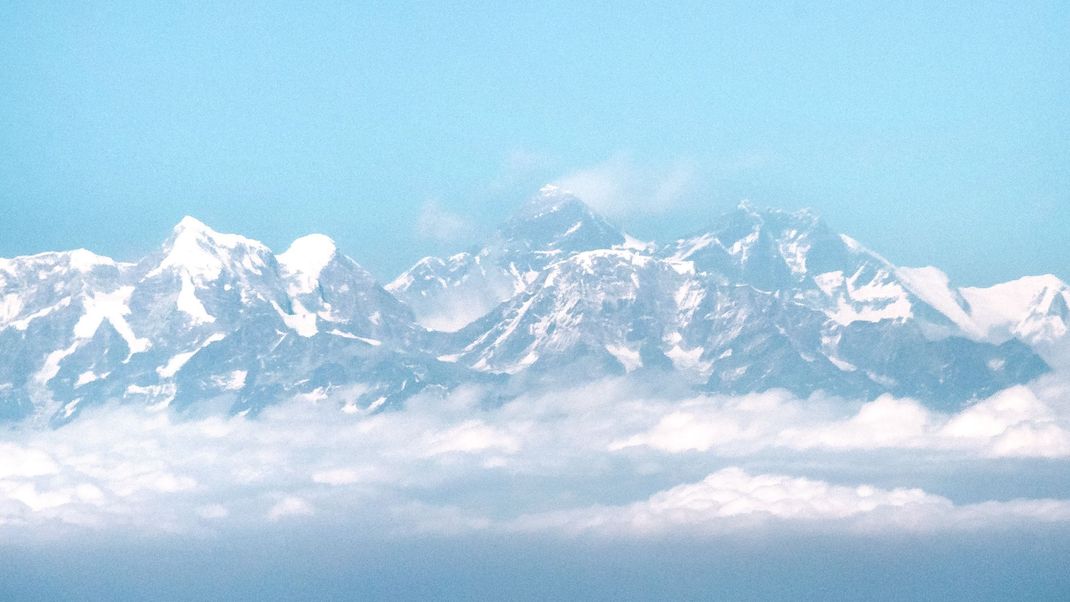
[388, 187, 628, 331]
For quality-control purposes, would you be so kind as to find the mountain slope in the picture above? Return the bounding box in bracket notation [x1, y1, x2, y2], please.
[1, 191, 1064, 424]
[387, 185, 628, 331]
[0, 218, 477, 424]
[439, 201, 1052, 405]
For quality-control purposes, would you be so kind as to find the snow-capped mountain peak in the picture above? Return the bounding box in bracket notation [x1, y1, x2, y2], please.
[958, 275, 1070, 364]
[148, 216, 273, 282]
[516, 184, 585, 218]
[173, 214, 211, 233]
[389, 185, 629, 332]
[0, 216, 472, 424]
[0, 248, 119, 279]
[665, 202, 841, 290]
[0, 247, 130, 337]
[502, 185, 625, 255]
[278, 234, 339, 294]
[2, 191, 1065, 425]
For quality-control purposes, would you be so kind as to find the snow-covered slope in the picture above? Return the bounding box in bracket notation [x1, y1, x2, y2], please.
[0, 218, 476, 425]
[0, 191, 1064, 424]
[851, 261, 1070, 367]
[663, 204, 966, 333]
[388, 185, 626, 331]
[445, 247, 694, 375]
[436, 201, 1050, 405]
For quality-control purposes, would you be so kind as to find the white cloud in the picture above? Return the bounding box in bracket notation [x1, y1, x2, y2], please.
[422, 420, 520, 456]
[311, 469, 364, 486]
[553, 154, 700, 217]
[503, 148, 553, 179]
[0, 443, 60, 478]
[416, 199, 474, 243]
[609, 410, 745, 453]
[613, 385, 1070, 459]
[778, 395, 934, 451]
[267, 496, 314, 521]
[511, 467, 1070, 535]
[0, 375, 1068, 537]
[939, 385, 1070, 458]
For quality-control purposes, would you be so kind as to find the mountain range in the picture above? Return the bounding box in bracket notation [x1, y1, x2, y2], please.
[2, 185, 1067, 425]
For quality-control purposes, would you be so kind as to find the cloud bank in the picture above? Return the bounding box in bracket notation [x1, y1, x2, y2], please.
[612, 384, 1070, 459]
[2, 373, 1070, 541]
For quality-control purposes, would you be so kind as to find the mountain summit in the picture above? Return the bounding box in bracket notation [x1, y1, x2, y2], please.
[388, 186, 628, 331]
[0, 218, 475, 424]
[1, 192, 1067, 424]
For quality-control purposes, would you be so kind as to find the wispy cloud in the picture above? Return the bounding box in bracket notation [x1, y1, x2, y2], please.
[415, 199, 474, 243]
[484, 148, 559, 194]
[267, 496, 315, 522]
[553, 154, 702, 217]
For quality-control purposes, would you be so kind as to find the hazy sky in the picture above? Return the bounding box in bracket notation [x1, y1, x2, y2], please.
[1, 1, 1067, 284]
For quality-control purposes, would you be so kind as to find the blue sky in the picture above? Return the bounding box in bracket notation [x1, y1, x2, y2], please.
[1, 1, 1067, 284]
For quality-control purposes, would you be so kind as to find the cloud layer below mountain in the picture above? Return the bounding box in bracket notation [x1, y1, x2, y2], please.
[3, 374, 1070, 540]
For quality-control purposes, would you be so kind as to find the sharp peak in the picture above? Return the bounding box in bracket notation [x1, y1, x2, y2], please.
[515, 184, 598, 219]
[170, 215, 226, 243]
[732, 200, 821, 221]
[173, 215, 215, 234]
[676, 201, 829, 244]
[536, 182, 590, 201]
[531, 183, 583, 203]
[708, 201, 827, 237]
[167, 216, 266, 248]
